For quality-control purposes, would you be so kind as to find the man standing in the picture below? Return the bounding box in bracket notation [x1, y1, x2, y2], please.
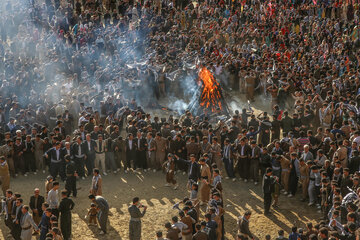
[105, 136, 117, 173]
[126, 133, 137, 172]
[199, 158, 211, 204]
[128, 197, 147, 240]
[262, 168, 277, 215]
[155, 133, 167, 171]
[72, 136, 87, 179]
[88, 194, 109, 235]
[146, 132, 156, 171]
[0, 139, 15, 177]
[64, 155, 77, 197]
[175, 154, 200, 189]
[62, 110, 74, 136]
[34, 135, 44, 173]
[236, 137, 251, 182]
[12, 198, 24, 240]
[0, 156, 10, 195]
[114, 136, 126, 172]
[249, 140, 261, 185]
[23, 135, 36, 175]
[308, 166, 321, 206]
[186, 136, 200, 159]
[335, 141, 348, 168]
[90, 168, 102, 196]
[223, 138, 235, 181]
[135, 131, 147, 171]
[245, 72, 256, 102]
[47, 181, 60, 218]
[299, 159, 310, 202]
[288, 152, 300, 197]
[59, 189, 75, 240]
[340, 168, 353, 197]
[29, 188, 44, 225]
[211, 137, 222, 171]
[95, 134, 107, 175]
[38, 207, 52, 240]
[20, 205, 39, 240]
[13, 137, 25, 176]
[44, 142, 65, 181]
[85, 134, 96, 178]
[4, 190, 15, 230]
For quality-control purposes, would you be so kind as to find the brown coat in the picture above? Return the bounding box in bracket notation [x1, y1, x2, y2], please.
[214, 214, 223, 240]
[199, 142, 211, 155]
[199, 164, 211, 202]
[192, 231, 208, 240]
[181, 216, 193, 236]
[166, 228, 180, 240]
[0, 161, 10, 194]
[155, 137, 167, 154]
[279, 156, 291, 170]
[163, 159, 176, 185]
[186, 142, 200, 157]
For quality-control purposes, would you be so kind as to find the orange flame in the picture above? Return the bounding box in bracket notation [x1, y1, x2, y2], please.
[199, 67, 222, 112]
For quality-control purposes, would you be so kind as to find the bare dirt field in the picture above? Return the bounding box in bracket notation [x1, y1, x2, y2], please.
[1, 170, 319, 240]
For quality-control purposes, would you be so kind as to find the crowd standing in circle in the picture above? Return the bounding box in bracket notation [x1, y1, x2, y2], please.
[1, 0, 360, 239]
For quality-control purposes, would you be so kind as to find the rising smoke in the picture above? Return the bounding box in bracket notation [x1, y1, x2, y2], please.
[0, 0, 203, 116]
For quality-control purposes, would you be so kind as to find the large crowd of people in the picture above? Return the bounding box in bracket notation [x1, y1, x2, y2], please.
[0, 0, 360, 239]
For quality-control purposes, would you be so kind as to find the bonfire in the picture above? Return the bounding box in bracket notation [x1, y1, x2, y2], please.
[188, 67, 230, 116]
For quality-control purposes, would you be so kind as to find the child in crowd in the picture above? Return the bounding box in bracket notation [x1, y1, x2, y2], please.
[190, 183, 198, 200]
[162, 153, 178, 190]
[87, 203, 98, 226]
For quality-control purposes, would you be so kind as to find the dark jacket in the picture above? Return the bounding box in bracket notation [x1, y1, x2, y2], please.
[59, 197, 75, 217]
[238, 217, 253, 238]
[263, 174, 276, 194]
[29, 195, 45, 218]
[236, 144, 252, 158]
[176, 158, 200, 182]
[84, 140, 97, 156]
[72, 142, 87, 158]
[45, 147, 65, 163]
[134, 137, 147, 152]
[192, 231, 209, 240]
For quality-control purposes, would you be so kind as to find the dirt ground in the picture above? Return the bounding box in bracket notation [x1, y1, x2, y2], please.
[0, 92, 310, 240]
[0, 170, 320, 240]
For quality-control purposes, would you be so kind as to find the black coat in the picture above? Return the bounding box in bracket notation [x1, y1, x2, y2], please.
[236, 144, 252, 158]
[125, 139, 137, 158]
[59, 197, 75, 239]
[83, 140, 96, 156]
[61, 147, 73, 159]
[176, 158, 200, 182]
[29, 195, 45, 218]
[134, 137, 147, 152]
[72, 142, 87, 157]
[349, 156, 360, 174]
[262, 174, 276, 194]
[65, 161, 76, 176]
[45, 148, 65, 163]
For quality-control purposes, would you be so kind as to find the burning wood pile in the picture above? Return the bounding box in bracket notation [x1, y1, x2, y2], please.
[188, 67, 230, 117]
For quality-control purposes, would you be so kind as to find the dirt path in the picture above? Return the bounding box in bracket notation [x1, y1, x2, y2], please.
[0, 170, 319, 240]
